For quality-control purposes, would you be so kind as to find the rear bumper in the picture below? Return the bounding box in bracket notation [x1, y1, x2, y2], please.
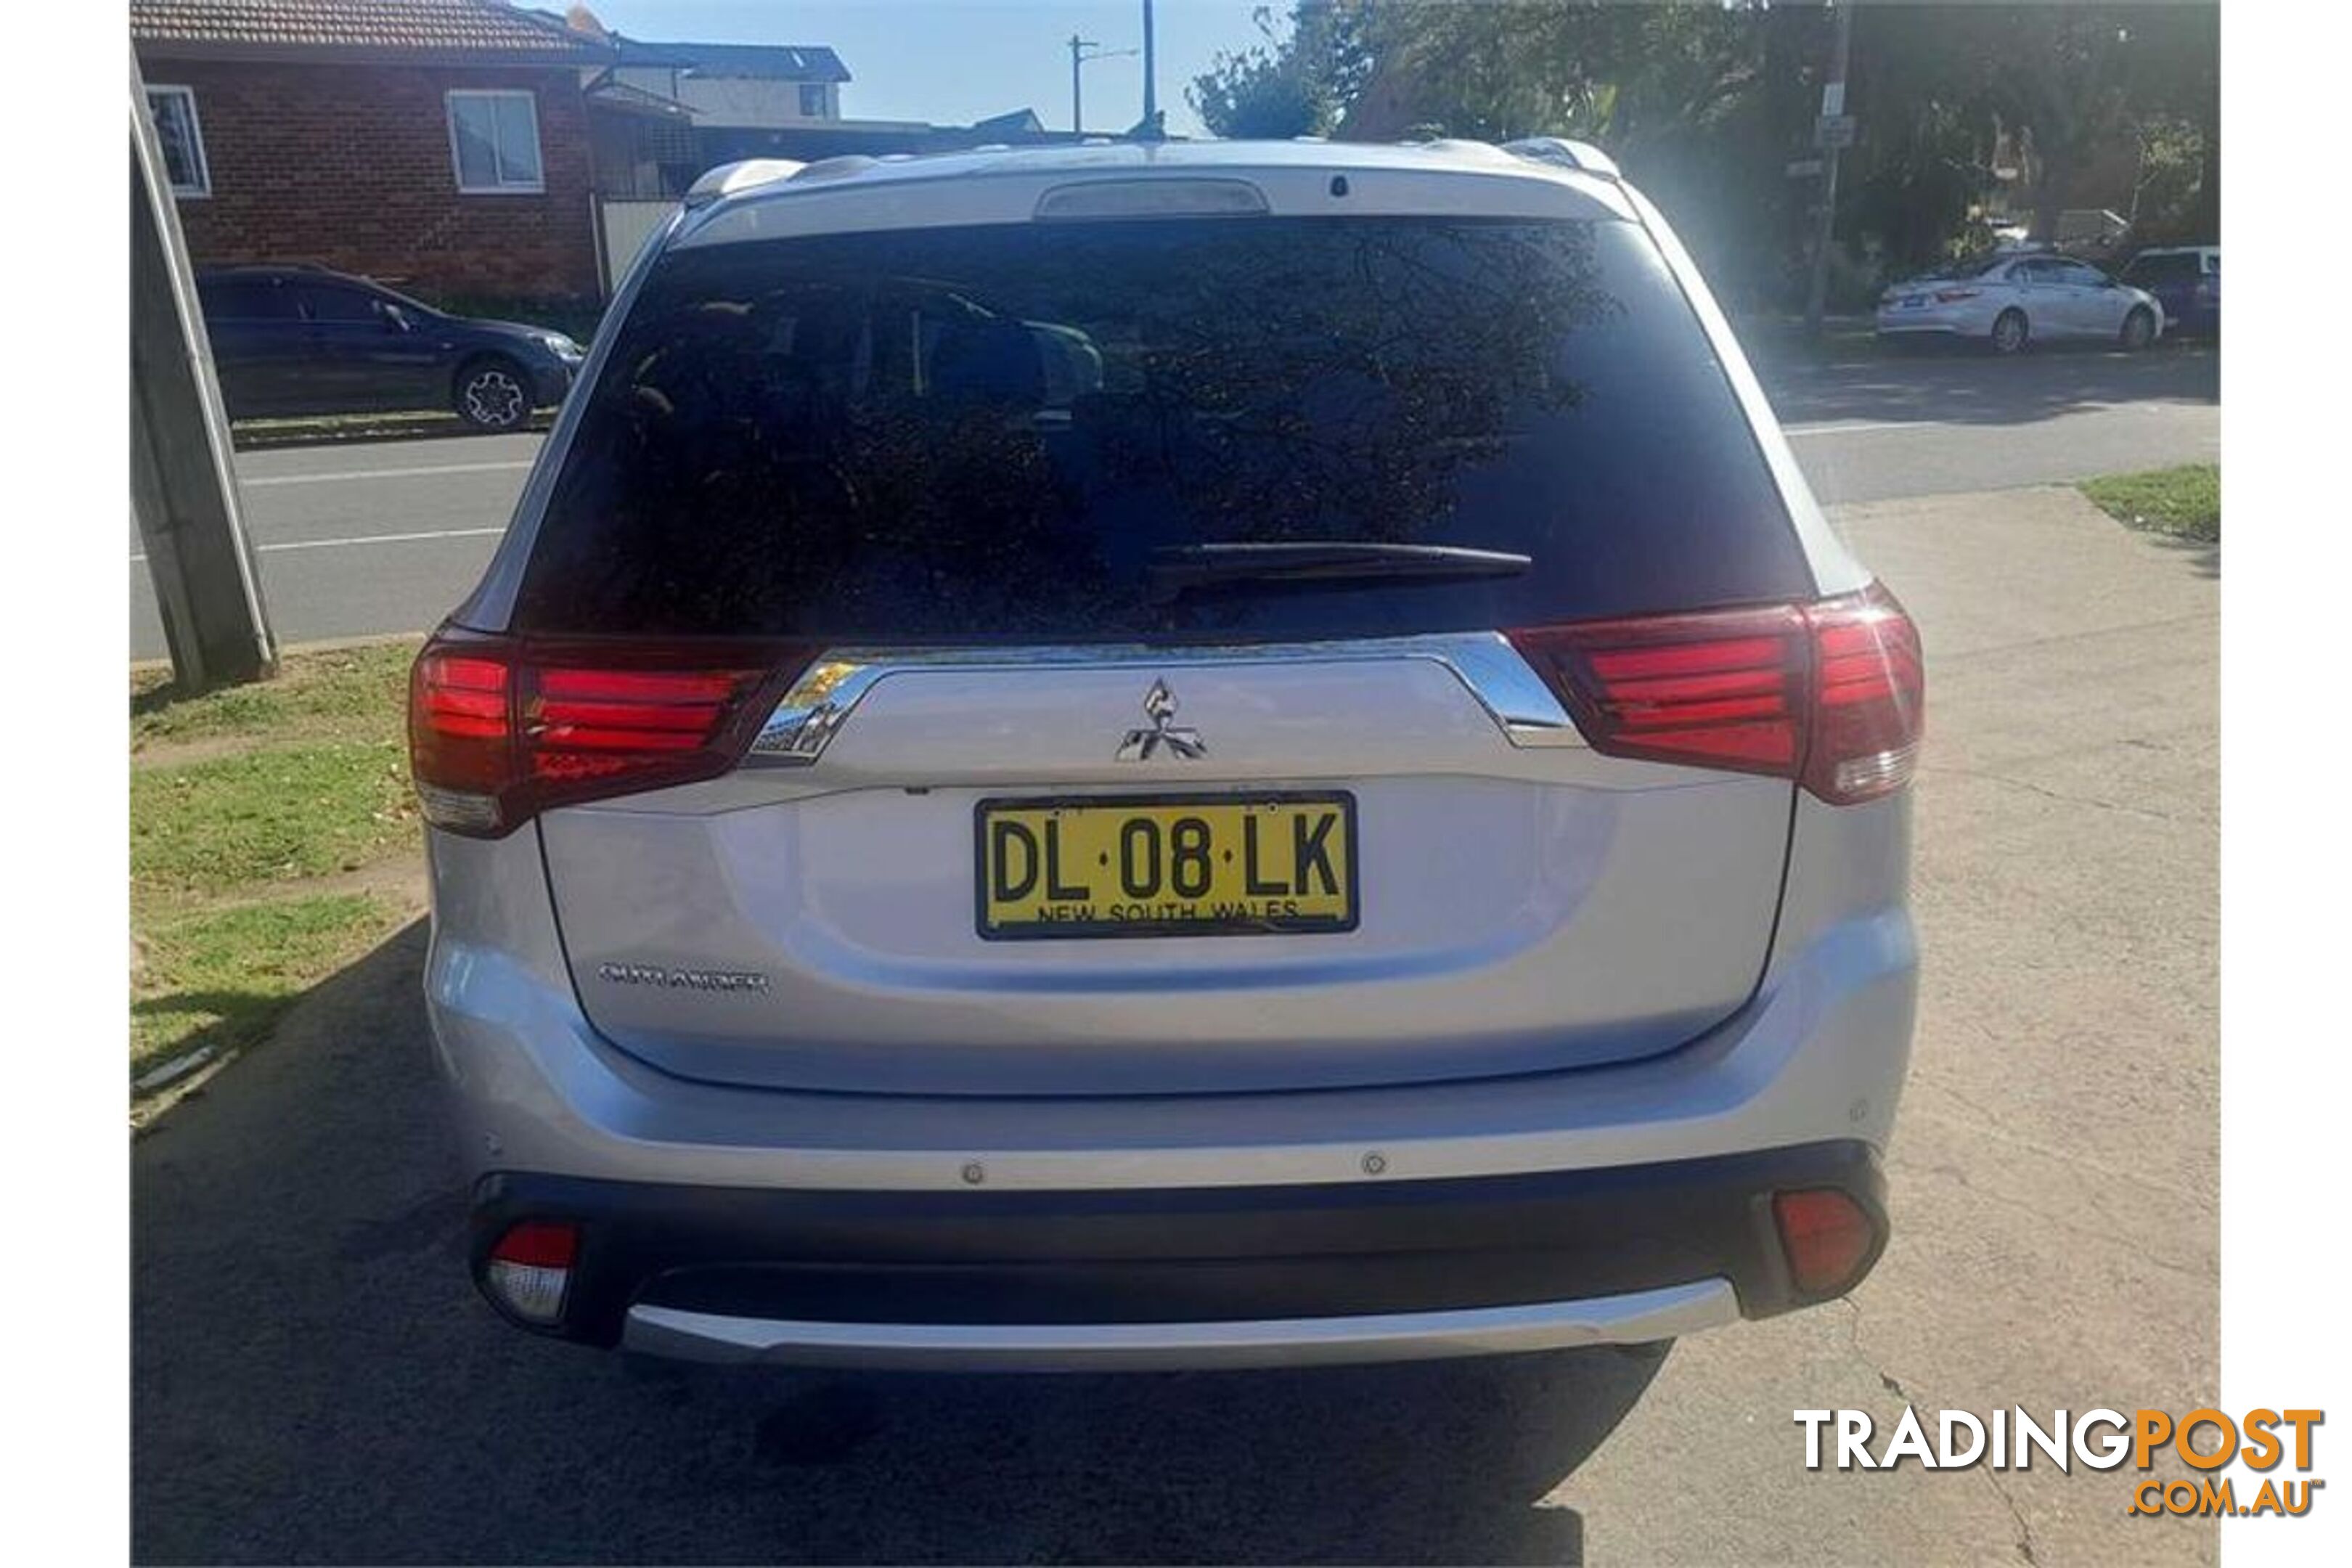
[624, 1282, 1738, 1370]
[1874, 294, 1997, 337]
[425, 820, 1916, 1195]
[1874, 311, 1977, 338]
[472, 1140, 1886, 1365]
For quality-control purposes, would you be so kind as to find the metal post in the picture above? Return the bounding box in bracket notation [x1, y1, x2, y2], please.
[1803, 1, 1855, 339]
[1141, 0, 1158, 128]
[130, 47, 274, 689]
[1069, 36, 1135, 139]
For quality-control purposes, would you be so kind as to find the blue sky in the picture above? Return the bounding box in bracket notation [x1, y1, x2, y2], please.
[576, 1, 1279, 138]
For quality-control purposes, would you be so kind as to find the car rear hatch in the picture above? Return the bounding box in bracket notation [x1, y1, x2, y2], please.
[418, 192, 1916, 1097]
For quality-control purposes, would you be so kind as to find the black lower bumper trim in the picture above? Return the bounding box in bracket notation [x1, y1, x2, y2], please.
[469, 1140, 1886, 1346]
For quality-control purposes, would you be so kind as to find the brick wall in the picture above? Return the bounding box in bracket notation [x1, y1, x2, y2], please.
[144, 58, 600, 303]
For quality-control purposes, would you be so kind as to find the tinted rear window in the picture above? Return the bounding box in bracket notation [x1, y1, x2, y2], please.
[517, 216, 1808, 640]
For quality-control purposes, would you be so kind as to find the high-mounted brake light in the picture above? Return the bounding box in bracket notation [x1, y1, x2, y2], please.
[409, 634, 812, 836]
[1033, 177, 1270, 221]
[1508, 583, 1923, 805]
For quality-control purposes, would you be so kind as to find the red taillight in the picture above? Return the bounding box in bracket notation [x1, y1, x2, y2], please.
[1803, 587, 1924, 803]
[490, 1220, 578, 1270]
[1511, 605, 1809, 775]
[1932, 287, 1980, 303]
[409, 634, 811, 836]
[1772, 1188, 1883, 1297]
[1508, 583, 1923, 805]
[484, 1221, 579, 1326]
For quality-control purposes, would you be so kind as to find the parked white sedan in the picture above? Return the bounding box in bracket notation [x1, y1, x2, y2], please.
[1876, 252, 2164, 354]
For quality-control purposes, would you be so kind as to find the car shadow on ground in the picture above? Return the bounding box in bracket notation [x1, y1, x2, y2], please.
[1748, 335, 2218, 430]
[2144, 536, 2220, 581]
[134, 920, 1665, 1565]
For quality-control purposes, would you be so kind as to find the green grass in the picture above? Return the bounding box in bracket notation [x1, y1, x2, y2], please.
[131, 741, 418, 897]
[232, 409, 458, 432]
[131, 894, 406, 1073]
[130, 643, 426, 1087]
[230, 408, 557, 442]
[133, 640, 417, 749]
[2081, 464, 2220, 544]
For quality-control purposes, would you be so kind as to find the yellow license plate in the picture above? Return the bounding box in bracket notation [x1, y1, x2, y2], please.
[976, 793, 1358, 939]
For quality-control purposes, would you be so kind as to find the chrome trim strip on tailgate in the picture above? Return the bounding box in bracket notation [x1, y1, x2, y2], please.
[623, 1277, 1736, 1369]
[747, 632, 1587, 765]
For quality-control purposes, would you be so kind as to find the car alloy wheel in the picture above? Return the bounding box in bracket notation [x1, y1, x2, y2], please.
[2120, 309, 2155, 351]
[461, 366, 527, 430]
[1990, 311, 2028, 355]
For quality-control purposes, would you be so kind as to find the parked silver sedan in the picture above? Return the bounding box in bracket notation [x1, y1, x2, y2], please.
[1876, 251, 2164, 354]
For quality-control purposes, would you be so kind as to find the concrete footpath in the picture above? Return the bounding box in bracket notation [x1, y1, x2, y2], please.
[1547, 487, 2218, 1564]
[131, 486, 2216, 1565]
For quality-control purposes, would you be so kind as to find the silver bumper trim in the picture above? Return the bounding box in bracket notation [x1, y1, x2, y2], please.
[746, 632, 1587, 766]
[621, 1277, 1738, 1371]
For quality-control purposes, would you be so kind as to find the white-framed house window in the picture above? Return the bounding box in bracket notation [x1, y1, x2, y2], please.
[446, 89, 544, 194]
[145, 85, 211, 197]
[798, 83, 828, 118]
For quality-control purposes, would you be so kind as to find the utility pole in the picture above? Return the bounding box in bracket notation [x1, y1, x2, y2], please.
[1803, 1, 1856, 339]
[1141, 0, 1159, 130]
[130, 48, 274, 689]
[1069, 33, 1135, 135]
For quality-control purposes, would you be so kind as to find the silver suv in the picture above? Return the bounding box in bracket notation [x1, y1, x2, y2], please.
[412, 139, 1922, 1368]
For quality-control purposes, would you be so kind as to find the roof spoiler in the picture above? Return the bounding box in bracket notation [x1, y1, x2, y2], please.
[1500, 137, 1621, 179]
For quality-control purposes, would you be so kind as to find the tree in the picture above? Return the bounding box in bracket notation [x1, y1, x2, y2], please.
[1188, 3, 1371, 139]
[1188, 2, 2217, 303]
[1849, 5, 2218, 243]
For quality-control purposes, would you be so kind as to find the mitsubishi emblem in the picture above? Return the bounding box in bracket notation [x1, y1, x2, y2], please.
[1116, 679, 1208, 761]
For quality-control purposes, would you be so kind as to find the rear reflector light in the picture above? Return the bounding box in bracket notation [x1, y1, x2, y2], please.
[409, 633, 812, 836]
[1772, 1188, 1883, 1297]
[1508, 582, 1923, 804]
[483, 1221, 579, 1326]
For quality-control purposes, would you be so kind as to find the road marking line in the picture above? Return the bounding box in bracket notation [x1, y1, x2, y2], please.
[130, 525, 505, 565]
[240, 460, 534, 487]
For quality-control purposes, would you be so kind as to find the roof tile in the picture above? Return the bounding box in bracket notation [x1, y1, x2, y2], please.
[129, 1, 607, 60]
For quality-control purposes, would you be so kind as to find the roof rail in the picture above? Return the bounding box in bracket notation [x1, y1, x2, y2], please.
[683, 158, 806, 208]
[1500, 136, 1621, 179]
[789, 154, 881, 184]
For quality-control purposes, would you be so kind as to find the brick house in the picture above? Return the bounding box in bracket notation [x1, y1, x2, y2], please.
[131, 0, 614, 305]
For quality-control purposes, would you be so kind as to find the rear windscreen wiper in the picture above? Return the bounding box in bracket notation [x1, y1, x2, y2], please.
[1145, 542, 1532, 600]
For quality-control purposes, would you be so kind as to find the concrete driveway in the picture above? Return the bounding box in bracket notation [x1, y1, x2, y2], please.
[131, 486, 2216, 1564]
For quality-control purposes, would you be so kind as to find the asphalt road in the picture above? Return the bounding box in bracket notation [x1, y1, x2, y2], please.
[131, 478, 2216, 1563]
[128, 341, 2218, 659]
